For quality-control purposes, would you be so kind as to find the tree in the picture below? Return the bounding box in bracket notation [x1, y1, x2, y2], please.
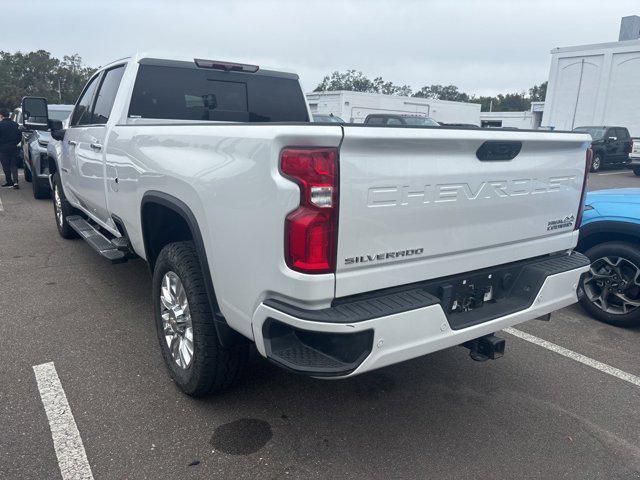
[315, 69, 548, 112]
[0, 50, 95, 109]
[315, 70, 376, 93]
[471, 92, 531, 112]
[56, 54, 96, 104]
[412, 84, 470, 102]
[529, 81, 547, 102]
[314, 70, 412, 96]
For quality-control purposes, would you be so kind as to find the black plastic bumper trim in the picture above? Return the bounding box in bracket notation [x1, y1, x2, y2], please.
[264, 287, 439, 324]
[265, 251, 589, 328]
[262, 318, 374, 377]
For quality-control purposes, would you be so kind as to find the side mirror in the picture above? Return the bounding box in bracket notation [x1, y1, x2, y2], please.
[49, 120, 66, 141]
[21, 97, 49, 130]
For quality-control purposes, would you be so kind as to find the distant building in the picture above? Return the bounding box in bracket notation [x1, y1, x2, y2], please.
[479, 102, 544, 129]
[306, 90, 481, 126]
[542, 16, 640, 135]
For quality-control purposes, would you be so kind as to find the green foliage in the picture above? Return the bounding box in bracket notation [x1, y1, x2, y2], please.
[412, 84, 470, 102]
[314, 72, 548, 112]
[314, 70, 412, 96]
[529, 81, 547, 102]
[471, 92, 531, 112]
[0, 50, 95, 109]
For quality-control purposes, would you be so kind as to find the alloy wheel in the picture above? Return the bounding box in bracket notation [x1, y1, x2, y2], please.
[54, 185, 64, 227]
[583, 256, 640, 315]
[160, 271, 194, 369]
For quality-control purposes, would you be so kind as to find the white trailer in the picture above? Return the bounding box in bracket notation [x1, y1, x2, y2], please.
[542, 17, 640, 135]
[306, 90, 481, 125]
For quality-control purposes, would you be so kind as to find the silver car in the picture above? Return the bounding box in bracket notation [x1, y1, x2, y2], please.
[22, 104, 73, 198]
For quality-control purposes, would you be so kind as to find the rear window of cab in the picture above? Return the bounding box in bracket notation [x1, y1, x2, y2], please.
[128, 64, 309, 123]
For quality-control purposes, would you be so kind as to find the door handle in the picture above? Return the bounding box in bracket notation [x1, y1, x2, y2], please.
[90, 142, 103, 151]
[68, 140, 77, 146]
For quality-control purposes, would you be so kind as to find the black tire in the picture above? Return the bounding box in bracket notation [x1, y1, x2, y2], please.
[590, 154, 602, 173]
[52, 173, 79, 239]
[152, 241, 248, 396]
[33, 177, 50, 200]
[578, 241, 640, 327]
[633, 167, 640, 176]
[23, 165, 32, 183]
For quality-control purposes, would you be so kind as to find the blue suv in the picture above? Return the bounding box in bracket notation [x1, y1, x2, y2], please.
[577, 189, 640, 326]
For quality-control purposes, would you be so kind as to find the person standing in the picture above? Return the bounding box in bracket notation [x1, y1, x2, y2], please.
[0, 108, 22, 189]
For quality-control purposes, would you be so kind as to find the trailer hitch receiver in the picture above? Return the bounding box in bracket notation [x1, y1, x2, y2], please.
[463, 333, 505, 362]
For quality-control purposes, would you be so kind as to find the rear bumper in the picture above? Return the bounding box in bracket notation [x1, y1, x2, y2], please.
[252, 252, 589, 377]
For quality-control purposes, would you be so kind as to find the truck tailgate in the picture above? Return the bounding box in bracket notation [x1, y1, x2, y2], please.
[335, 127, 591, 297]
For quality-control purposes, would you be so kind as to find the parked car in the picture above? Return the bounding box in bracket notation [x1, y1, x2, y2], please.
[312, 113, 344, 123]
[22, 53, 591, 397]
[21, 104, 74, 198]
[572, 126, 632, 172]
[364, 114, 440, 126]
[577, 188, 640, 326]
[630, 137, 640, 176]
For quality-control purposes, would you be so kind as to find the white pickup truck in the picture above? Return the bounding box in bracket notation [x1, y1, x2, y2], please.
[23, 54, 592, 396]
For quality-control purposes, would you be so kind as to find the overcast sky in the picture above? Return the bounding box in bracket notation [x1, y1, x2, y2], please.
[3, 0, 638, 96]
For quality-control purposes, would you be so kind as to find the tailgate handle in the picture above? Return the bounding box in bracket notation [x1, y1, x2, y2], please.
[476, 141, 522, 161]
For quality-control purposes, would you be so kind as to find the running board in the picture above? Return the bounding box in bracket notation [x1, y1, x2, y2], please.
[66, 215, 128, 264]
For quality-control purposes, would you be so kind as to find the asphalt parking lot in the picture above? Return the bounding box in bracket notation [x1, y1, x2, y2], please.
[1, 168, 639, 480]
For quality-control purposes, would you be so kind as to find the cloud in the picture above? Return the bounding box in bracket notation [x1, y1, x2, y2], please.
[3, 0, 638, 95]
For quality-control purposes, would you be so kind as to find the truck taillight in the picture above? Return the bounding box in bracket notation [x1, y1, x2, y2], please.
[575, 148, 592, 230]
[281, 148, 339, 273]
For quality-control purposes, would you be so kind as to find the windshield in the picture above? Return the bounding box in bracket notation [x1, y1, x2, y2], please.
[573, 127, 605, 141]
[48, 107, 73, 122]
[403, 117, 439, 126]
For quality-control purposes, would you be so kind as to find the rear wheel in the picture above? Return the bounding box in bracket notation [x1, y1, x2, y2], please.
[579, 242, 640, 327]
[633, 167, 640, 176]
[52, 173, 78, 239]
[152, 241, 248, 396]
[590, 154, 602, 173]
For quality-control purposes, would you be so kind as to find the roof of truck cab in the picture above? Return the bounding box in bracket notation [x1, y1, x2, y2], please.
[125, 52, 299, 79]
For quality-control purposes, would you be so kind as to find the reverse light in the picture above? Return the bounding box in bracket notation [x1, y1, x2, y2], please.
[281, 148, 339, 273]
[575, 147, 592, 230]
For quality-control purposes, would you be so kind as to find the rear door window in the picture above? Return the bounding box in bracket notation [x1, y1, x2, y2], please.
[366, 116, 384, 125]
[91, 65, 126, 125]
[128, 64, 308, 122]
[71, 75, 100, 126]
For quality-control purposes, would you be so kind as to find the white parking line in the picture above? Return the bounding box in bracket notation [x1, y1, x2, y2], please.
[33, 362, 94, 480]
[594, 170, 630, 176]
[504, 327, 640, 388]
[0, 195, 3, 211]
